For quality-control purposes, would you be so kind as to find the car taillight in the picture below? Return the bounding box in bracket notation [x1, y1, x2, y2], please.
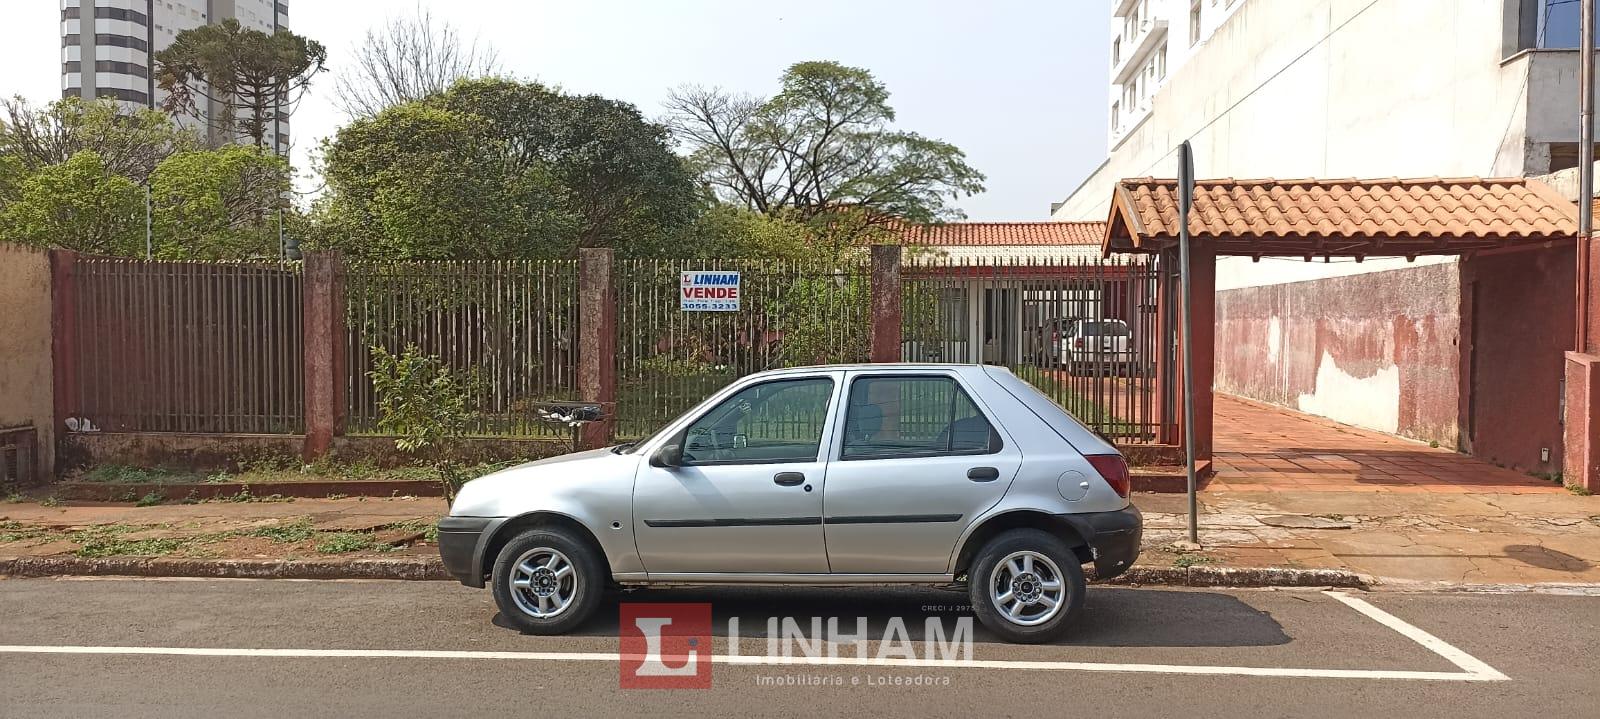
[1051, 330, 1059, 342]
[1085, 454, 1131, 498]
[1074, 338, 1084, 349]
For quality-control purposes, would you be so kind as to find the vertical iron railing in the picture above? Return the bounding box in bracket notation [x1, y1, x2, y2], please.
[613, 258, 871, 439]
[343, 260, 580, 438]
[63, 258, 305, 434]
[903, 254, 1163, 443]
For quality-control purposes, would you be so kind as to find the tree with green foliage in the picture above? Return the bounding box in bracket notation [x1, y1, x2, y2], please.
[149, 144, 290, 259]
[0, 150, 144, 255]
[0, 96, 199, 183]
[154, 19, 327, 147]
[313, 101, 575, 259]
[665, 61, 985, 230]
[316, 78, 697, 259]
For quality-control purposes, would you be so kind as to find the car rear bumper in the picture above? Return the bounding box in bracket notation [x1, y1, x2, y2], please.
[437, 516, 502, 588]
[1060, 504, 1142, 580]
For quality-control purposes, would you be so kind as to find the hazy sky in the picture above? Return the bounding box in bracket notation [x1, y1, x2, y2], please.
[4, 0, 1110, 220]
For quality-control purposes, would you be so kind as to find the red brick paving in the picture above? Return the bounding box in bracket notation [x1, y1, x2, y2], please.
[1209, 394, 1564, 493]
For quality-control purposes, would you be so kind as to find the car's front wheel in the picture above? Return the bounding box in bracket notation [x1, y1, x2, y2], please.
[968, 529, 1085, 643]
[490, 527, 605, 635]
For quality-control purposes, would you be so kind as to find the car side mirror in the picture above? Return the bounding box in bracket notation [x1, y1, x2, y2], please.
[650, 443, 683, 468]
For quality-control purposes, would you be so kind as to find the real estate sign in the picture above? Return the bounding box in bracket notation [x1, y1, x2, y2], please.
[680, 270, 740, 312]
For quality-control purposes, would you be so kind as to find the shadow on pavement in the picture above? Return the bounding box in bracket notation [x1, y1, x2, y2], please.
[493, 585, 1290, 649]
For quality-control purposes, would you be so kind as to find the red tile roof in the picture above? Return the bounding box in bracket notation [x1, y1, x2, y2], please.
[895, 221, 1106, 247]
[1107, 177, 1578, 256]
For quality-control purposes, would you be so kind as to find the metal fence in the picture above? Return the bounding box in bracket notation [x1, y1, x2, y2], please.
[60, 258, 305, 433]
[53, 252, 1168, 447]
[613, 258, 872, 438]
[343, 260, 580, 437]
[904, 256, 1166, 443]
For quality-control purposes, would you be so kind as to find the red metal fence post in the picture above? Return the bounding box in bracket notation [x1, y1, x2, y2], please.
[578, 248, 616, 450]
[49, 249, 79, 441]
[870, 244, 903, 363]
[302, 251, 344, 461]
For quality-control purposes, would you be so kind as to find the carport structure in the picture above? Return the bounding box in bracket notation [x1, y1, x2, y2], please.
[1101, 176, 1580, 488]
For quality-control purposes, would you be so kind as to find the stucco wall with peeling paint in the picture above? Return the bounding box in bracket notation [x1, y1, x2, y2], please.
[1214, 263, 1460, 446]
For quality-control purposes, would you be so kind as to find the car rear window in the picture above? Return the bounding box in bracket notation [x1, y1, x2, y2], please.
[1077, 321, 1131, 337]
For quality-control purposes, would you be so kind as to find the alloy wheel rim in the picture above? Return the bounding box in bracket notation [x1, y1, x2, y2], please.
[508, 547, 578, 619]
[988, 550, 1066, 626]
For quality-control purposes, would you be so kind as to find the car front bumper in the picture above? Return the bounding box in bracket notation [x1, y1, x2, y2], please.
[1060, 504, 1142, 580]
[437, 516, 503, 588]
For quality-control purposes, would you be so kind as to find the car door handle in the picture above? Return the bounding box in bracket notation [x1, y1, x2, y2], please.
[967, 467, 1000, 482]
[773, 472, 806, 486]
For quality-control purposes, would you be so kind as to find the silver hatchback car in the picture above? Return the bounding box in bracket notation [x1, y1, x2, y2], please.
[438, 363, 1141, 643]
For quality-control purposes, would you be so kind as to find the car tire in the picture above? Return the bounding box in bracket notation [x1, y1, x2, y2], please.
[968, 528, 1086, 644]
[490, 527, 606, 635]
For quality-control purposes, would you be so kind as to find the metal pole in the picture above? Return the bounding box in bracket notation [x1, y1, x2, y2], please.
[144, 183, 152, 260]
[1177, 141, 1198, 545]
[1580, 0, 1595, 353]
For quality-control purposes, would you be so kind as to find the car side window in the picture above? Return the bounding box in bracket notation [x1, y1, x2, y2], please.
[681, 377, 834, 465]
[840, 376, 1002, 460]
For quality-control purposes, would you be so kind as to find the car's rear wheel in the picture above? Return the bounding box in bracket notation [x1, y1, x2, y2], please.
[490, 527, 605, 635]
[968, 529, 1085, 644]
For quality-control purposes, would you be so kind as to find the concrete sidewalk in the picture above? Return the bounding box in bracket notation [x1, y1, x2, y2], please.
[4, 489, 1600, 587]
[1141, 490, 1600, 586]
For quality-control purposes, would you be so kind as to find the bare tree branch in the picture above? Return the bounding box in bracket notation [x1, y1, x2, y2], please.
[334, 4, 503, 118]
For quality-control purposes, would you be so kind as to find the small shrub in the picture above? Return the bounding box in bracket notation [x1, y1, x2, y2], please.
[1569, 484, 1594, 497]
[368, 344, 480, 504]
[135, 492, 163, 507]
[40, 496, 60, 508]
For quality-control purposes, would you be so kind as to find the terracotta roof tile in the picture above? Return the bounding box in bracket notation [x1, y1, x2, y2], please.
[895, 221, 1106, 247]
[1106, 177, 1579, 255]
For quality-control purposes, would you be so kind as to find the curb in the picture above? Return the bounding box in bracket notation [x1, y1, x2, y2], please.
[0, 555, 450, 581]
[1099, 565, 1371, 589]
[0, 555, 1367, 588]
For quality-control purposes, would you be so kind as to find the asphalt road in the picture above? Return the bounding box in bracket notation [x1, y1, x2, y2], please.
[0, 577, 1595, 718]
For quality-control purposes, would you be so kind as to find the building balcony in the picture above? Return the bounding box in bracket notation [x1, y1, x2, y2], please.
[1109, 100, 1153, 150]
[1113, 0, 1142, 18]
[1112, 17, 1168, 84]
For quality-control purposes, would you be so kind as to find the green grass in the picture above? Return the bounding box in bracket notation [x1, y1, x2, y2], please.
[134, 492, 163, 507]
[315, 532, 380, 554]
[70, 525, 187, 558]
[1173, 553, 1214, 569]
[247, 518, 316, 543]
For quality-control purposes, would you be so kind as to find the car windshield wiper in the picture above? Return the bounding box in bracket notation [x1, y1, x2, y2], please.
[610, 443, 635, 454]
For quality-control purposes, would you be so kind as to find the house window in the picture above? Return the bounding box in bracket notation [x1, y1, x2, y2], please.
[1190, 0, 1203, 46]
[1527, 0, 1597, 48]
[1157, 45, 1168, 78]
[1112, 36, 1121, 65]
[1111, 101, 1120, 130]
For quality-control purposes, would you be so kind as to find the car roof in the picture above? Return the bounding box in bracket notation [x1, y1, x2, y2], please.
[751, 363, 991, 376]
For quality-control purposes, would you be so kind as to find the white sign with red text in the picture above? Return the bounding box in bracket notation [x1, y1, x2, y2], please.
[680, 271, 741, 311]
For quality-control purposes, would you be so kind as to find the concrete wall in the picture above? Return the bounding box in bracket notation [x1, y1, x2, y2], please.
[1057, 0, 1533, 225]
[1214, 263, 1460, 446]
[1460, 246, 1574, 474]
[0, 244, 55, 481]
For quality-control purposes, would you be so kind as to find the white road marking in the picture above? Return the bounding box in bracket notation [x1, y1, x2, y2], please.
[1323, 591, 1509, 681]
[0, 592, 1509, 682]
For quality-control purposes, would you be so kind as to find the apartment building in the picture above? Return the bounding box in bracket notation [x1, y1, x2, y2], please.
[1053, 0, 1595, 475]
[60, 0, 290, 152]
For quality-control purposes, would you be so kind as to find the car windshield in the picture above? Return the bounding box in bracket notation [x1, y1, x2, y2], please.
[1077, 321, 1131, 337]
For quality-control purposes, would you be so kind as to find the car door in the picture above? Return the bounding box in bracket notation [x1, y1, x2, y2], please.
[632, 374, 839, 575]
[821, 372, 1021, 574]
